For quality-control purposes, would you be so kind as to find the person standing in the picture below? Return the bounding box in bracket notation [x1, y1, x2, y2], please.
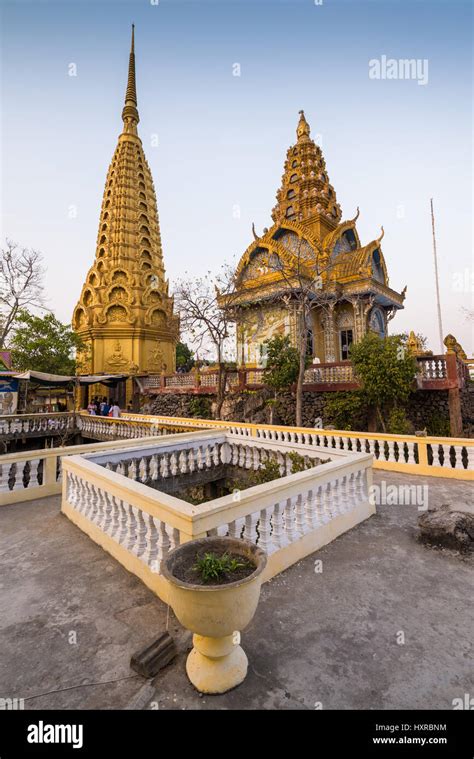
[109, 400, 121, 418]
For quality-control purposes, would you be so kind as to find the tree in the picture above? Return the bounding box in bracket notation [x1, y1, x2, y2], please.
[262, 334, 299, 422]
[0, 241, 45, 348]
[10, 311, 85, 375]
[174, 267, 239, 419]
[349, 332, 417, 432]
[260, 241, 342, 426]
[176, 341, 195, 371]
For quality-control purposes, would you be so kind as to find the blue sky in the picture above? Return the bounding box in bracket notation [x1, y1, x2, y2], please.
[1, 0, 472, 352]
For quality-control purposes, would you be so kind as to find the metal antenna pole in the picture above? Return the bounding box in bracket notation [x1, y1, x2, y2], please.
[430, 198, 444, 353]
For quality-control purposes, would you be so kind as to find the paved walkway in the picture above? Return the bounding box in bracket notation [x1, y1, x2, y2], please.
[0, 472, 472, 710]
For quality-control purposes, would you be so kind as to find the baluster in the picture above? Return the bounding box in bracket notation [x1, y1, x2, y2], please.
[161, 452, 170, 477]
[330, 479, 342, 516]
[304, 488, 319, 530]
[277, 451, 286, 476]
[109, 495, 122, 538]
[355, 470, 365, 501]
[453, 445, 464, 470]
[66, 472, 77, 506]
[139, 457, 149, 483]
[83, 482, 97, 520]
[124, 502, 137, 551]
[405, 441, 416, 465]
[132, 508, 148, 557]
[170, 527, 180, 550]
[116, 462, 125, 477]
[128, 458, 139, 480]
[345, 473, 357, 511]
[231, 443, 239, 466]
[116, 500, 129, 545]
[196, 447, 204, 470]
[102, 492, 114, 534]
[466, 446, 474, 471]
[0, 465, 10, 493]
[178, 450, 188, 474]
[212, 444, 220, 467]
[27, 458, 41, 489]
[245, 446, 252, 469]
[228, 517, 245, 539]
[271, 501, 284, 547]
[283, 496, 296, 543]
[170, 452, 178, 475]
[321, 482, 334, 522]
[386, 440, 396, 462]
[150, 455, 159, 481]
[252, 447, 260, 471]
[294, 493, 306, 535]
[157, 521, 171, 561]
[243, 511, 258, 542]
[238, 445, 245, 468]
[258, 507, 272, 552]
[11, 462, 25, 490]
[187, 448, 196, 473]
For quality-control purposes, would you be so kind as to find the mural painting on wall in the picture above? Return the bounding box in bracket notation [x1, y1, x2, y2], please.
[0, 379, 19, 415]
[240, 306, 290, 366]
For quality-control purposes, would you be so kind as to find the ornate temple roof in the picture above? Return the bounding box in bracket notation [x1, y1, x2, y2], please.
[223, 111, 405, 313]
[73, 26, 178, 342]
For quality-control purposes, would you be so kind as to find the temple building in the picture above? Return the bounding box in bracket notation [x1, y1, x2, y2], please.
[224, 111, 405, 367]
[73, 27, 178, 381]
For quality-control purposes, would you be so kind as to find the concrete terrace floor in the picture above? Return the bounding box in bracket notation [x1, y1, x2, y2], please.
[0, 472, 472, 711]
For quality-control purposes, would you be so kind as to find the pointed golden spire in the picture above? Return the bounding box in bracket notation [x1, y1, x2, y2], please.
[296, 109, 310, 141]
[122, 24, 139, 132]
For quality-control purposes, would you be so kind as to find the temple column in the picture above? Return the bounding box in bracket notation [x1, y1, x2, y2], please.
[322, 303, 337, 362]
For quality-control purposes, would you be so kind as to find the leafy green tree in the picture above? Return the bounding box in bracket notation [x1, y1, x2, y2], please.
[350, 332, 417, 432]
[176, 341, 194, 371]
[324, 390, 369, 431]
[262, 335, 300, 422]
[10, 311, 85, 375]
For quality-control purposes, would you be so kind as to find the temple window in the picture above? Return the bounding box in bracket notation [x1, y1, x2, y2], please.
[291, 160, 298, 168]
[99, 235, 106, 244]
[289, 174, 298, 183]
[286, 206, 295, 217]
[287, 189, 296, 199]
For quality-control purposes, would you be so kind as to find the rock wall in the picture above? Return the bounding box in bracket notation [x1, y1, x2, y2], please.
[148, 387, 472, 437]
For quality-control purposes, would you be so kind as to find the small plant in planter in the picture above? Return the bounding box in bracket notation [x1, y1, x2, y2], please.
[193, 551, 252, 584]
[162, 537, 267, 694]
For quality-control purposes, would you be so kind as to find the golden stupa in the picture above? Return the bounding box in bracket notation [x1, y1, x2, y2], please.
[73, 26, 178, 381]
[224, 111, 405, 366]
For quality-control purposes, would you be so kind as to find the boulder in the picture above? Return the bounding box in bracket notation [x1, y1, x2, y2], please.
[418, 504, 474, 551]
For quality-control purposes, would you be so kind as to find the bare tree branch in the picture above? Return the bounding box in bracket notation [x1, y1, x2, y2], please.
[0, 240, 46, 348]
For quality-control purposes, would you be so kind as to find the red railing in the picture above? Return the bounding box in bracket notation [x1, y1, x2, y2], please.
[137, 354, 469, 396]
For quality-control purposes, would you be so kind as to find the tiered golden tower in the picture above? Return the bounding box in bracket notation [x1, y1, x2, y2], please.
[225, 111, 405, 366]
[73, 26, 178, 377]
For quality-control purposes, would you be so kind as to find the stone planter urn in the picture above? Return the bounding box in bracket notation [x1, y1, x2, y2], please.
[162, 536, 267, 694]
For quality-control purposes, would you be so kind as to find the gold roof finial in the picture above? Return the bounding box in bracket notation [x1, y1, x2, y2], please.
[122, 24, 139, 132]
[296, 109, 310, 140]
